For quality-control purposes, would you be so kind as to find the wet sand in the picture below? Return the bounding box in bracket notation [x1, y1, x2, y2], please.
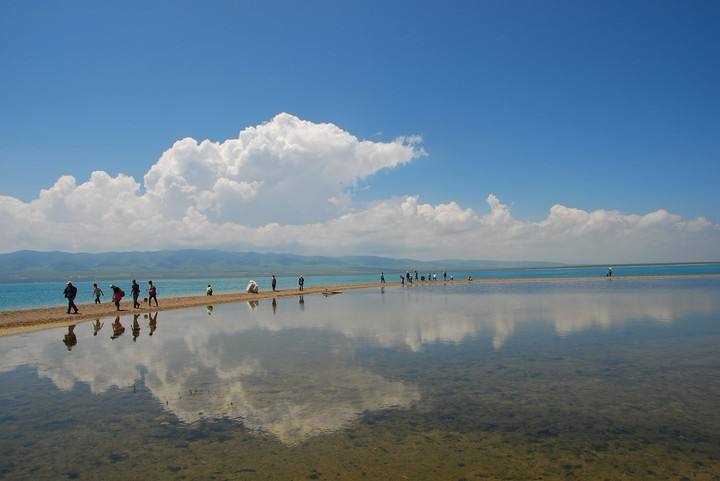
[1, 274, 718, 336]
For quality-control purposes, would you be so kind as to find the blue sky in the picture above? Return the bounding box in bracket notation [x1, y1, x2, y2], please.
[0, 0, 718, 261]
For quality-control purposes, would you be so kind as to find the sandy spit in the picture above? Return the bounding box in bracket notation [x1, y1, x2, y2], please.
[1, 274, 718, 337]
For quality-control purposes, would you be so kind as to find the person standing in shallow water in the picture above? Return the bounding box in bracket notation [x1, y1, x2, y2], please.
[271, 275, 277, 292]
[131, 280, 141, 309]
[298, 275, 304, 291]
[148, 280, 158, 306]
[206, 284, 213, 296]
[64, 281, 79, 314]
[92, 283, 104, 304]
[380, 272, 385, 284]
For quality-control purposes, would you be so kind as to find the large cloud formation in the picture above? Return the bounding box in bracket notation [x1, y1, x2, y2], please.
[0, 113, 717, 262]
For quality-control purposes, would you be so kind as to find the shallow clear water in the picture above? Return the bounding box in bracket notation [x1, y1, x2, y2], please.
[1, 278, 719, 480]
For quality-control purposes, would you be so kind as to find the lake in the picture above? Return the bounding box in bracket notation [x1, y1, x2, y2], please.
[0, 278, 719, 480]
[1, 261, 719, 310]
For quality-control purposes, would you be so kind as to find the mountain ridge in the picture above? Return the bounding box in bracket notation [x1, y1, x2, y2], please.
[0, 249, 563, 282]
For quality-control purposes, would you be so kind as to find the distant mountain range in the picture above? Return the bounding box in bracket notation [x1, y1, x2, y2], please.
[0, 250, 564, 282]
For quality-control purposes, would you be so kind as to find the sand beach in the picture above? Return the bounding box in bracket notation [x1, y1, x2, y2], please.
[1, 274, 718, 336]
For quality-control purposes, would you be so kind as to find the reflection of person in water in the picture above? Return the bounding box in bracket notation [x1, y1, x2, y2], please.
[111, 317, 125, 340]
[147, 312, 158, 336]
[299, 295, 305, 310]
[247, 300, 259, 311]
[206, 305, 214, 315]
[91, 319, 104, 336]
[131, 314, 141, 342]
[272, 297, 277, 315]
[63, 325, 77, 351]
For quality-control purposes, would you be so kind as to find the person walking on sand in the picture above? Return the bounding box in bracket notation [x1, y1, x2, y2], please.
[131, 279, 141, 309]
[148, 281, 158, 306]
[92, 283, 104, 304]
[380, 272, 385, 284]
[298, 275, 304, 291]
[110, 284, 124, 311]
[206, 284, 213, 296]
[64, 281, 79, 314]
[271, 275, 277, 292]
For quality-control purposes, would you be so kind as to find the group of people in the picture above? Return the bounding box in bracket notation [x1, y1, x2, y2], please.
[63, 280, 159, 314]
[205, 274, 300, 297]
[62, 312, 158, 350]
[397, 270, 452, 286]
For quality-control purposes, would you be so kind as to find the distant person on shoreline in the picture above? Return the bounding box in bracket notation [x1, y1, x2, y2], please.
[131, 280, 141, 309]
[443, 271, 447, 282]
[271, 275, 277, 292]
[93, 283, 104, 304]
[607, 267, 613, 277]
[91, 319, 103, 336]
[110, 284, 124, 311]
[206, 284, 213, 296]
[414, 271, 418, 281]
[298, 275, 304, 291]
[401, 276, 405, 286]
[246, 280, 259, 294]
[380, 272, 385, 284]
[148, 281, 158, 306]
[63, 281, 79, 314]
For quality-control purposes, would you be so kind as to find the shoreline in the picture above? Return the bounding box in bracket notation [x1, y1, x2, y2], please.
[1, 273, 718, 337]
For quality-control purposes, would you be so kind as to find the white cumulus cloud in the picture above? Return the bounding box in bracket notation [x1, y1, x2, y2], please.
[0, 113, 717, 262]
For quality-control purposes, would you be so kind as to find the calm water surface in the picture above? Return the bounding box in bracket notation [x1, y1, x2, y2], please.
[1, 262, 719, 310]
[0, 279, 719, 480]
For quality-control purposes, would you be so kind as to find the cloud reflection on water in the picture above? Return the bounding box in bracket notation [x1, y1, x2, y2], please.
[1, 282, 718, 443]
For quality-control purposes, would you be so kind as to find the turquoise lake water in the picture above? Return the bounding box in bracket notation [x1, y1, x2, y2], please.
[0, 277, 718, 480]
[0, 262, 718, 310]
